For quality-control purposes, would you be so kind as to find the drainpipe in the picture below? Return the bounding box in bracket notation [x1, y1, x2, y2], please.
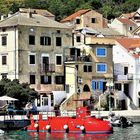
[14, 26, 17, 79]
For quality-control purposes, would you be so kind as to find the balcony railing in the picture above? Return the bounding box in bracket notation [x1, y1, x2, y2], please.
[65, 55, 91, 62]
[40, 64, 55, 73]
[114, 74, 133, 81]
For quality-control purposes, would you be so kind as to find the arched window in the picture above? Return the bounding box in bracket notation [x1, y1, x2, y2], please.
[83, 84, 90, 92]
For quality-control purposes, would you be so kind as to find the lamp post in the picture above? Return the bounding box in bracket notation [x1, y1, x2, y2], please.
[106, 82, 114, 114]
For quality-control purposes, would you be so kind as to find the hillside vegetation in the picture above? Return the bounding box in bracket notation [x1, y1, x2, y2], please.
[1, 0, 140, 21]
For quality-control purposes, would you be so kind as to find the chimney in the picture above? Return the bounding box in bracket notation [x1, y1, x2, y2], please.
[1, 14, 6, 21]
[28, 8, 32, 18]
[8, 11, 13, 17]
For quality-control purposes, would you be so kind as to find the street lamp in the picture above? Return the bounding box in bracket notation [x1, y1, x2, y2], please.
[106, 82, 114, 114]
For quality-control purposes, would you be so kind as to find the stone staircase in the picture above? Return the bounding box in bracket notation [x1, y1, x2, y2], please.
[60, 92, 91, 111]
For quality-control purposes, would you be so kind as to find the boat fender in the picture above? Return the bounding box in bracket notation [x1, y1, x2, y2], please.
[34, 123, 38, 128]
[80, 125, 85, 131]
[63, 124, 68, 129]
[46, 125, 51, 130]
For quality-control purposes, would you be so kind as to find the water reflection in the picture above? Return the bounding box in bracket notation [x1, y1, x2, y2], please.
[1, 124, 140, 140]
[28, 132, 110, 140]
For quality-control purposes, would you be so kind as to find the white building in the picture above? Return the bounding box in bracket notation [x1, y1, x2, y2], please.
[113, 38, 140, 110]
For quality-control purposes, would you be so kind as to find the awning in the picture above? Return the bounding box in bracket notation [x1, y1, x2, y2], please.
[0, 95, 18, 101]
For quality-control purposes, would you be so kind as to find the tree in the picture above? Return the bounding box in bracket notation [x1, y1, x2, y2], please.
[0, 78, 38, 109]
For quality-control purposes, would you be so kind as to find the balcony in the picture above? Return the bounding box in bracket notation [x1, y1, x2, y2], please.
[114, 74, 133, 82]
[40, 64, 55, 73]
[65, 55, 91, 62]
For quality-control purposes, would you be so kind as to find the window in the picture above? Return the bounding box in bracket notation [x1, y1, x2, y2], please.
[40, 36, 51, 45]
[76, 18, 80, 24]
[41, 75, 51, 84]
[42, 56, 49, 71]
[65, 84, 70, 93]
[2, 36, 7, 46]
[43, 97, 48, 106]
[76, 36, 81, 42]
[129, 26, 133, 31]
[56, 37, 62, 46]
[29, 35, 35, 45]
[56, 55, 62, 65]
[83, 84, 90, 92]
[92, 81, 103, 91]
[124, 67, 128, 75]
[29, 54, 35, 64]
[83, 65, 92, 72]
[91, 18, 96, 23]
[96, 48, 106, 57]
[115, 83, 121, 91]
[55, 76, 64, 84]
[2, 55, 7, 65]
[96, 63, 107, 73]
[1, 73, 7, 79]
[30, 75, 35, 84]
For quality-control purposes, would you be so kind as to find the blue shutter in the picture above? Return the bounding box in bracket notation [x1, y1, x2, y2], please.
[92, 81, 96, 90]
[98, 81, 103, 91]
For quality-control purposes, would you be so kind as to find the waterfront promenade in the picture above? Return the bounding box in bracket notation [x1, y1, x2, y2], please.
[0, 110, 140, 123]
[91, 110, 140, 122]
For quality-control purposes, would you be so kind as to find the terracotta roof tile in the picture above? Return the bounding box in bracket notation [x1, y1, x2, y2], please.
[61, 9, 91, 22]
[116, 38, 140, 58]
[117, 18, 136, 26]
[116, 38, 140, 50]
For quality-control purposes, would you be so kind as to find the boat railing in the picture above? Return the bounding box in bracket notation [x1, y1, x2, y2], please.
[0, 109, 32, 121]
[30, 110, 77, 120]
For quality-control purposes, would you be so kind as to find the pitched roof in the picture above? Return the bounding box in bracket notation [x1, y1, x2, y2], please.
[61, 9, 91, 22]
[0, 12, 71, 29]
[117, 18, 136, 26]
[116, 38, 140, 49]
[116, 38, 140, 58]
[19, 8, 55, 17]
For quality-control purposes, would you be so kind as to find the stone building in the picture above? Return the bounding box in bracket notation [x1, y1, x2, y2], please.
[0, 10, 72, 93]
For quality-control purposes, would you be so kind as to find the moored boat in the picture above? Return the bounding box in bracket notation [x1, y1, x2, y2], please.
[27, 106, 113, 134]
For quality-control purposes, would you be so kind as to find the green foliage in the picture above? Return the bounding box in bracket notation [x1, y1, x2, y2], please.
[0, 0, 140, 20]
[0, 78, 38, 108]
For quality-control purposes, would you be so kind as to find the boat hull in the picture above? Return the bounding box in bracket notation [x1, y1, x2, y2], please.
[27, 116, 113, 134]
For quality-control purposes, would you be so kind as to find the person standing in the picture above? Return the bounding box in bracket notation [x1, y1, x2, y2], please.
[7, 102, 14, 119]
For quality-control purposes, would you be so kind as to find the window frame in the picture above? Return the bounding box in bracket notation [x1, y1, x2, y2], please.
[83, 65, 92, 72]
[76, 18, 80, 24]
[96, 63, 107, 73]
[55, 75, 64, 84]
[2, 55, 7, 65]
[76, 36, 81, 42]
[91, 18, 96, 23]
[41, 75, 51, 84]
[55, 54, 62, 66]
[2, 36, 7, 46]
[30, 74, 36, 84]
[96, 47, 107, 57]
[40, 36, 51, 46]
[29, 53, 36, 65]
[56, 37, 62, 46]
[29, 35, 35, 45]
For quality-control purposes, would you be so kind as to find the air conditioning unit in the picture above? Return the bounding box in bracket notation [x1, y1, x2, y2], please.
[78, 77, 83, 84]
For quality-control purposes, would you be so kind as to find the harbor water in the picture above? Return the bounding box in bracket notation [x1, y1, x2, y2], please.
[1, 123, 140, 140]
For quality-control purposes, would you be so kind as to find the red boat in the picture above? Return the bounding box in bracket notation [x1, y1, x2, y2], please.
[27, 106, 113, 134]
